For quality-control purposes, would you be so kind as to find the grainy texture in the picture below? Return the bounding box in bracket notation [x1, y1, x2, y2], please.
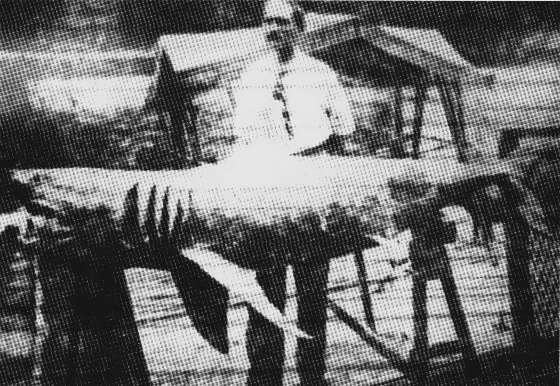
[1, 2, 560, 385]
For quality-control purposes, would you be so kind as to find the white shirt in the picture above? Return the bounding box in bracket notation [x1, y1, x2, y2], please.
[232, 49, 355, 156]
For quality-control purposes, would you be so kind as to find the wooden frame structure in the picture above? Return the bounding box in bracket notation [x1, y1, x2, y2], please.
[3, 156, 548, 384]
[147, 12, 493, 166]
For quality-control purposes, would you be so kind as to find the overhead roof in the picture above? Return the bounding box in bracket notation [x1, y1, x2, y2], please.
[156, 12, 355, 74]
[360, 24, 491, 85]
[157, 28, 265, 73]
[153, 11, 493, 97]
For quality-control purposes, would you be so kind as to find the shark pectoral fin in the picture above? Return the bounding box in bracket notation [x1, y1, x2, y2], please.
[181, 246, 312, 340]
[169, 256, 230, 354]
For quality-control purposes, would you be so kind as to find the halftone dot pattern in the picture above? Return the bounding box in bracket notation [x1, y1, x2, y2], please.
[0, 2, 559, 386]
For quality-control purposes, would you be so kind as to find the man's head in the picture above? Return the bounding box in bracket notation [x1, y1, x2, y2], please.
[263, 0, 305, 61]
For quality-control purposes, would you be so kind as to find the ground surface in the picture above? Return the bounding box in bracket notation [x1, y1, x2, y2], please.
[124, 218, 557, 385]
[3, 224, 556, 385]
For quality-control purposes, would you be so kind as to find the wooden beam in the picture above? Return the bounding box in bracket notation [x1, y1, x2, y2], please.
[390, 83, 406, 158]
[450, 82, 470, 162]
[185, 100, 202, 166]
[246, 264, 288, 385]
[411, 82, 428, 159]
[354, 248, 376, 331]
[503, 214, 536, 356]
[437, 80, 467, 163]
[327, 299, 412, 376]
[37, 249, 80, 384]
[76, 265, 151, 385]
[294, 259, 331, 385]
[36, 249, 151, 384]
[169, 109, 188, 169]
[409, 272, 429, 385]
[452, 82, 467, 143]
[439, 260, 481, 377]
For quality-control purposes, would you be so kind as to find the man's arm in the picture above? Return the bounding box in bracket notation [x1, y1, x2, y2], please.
[292, 70, 355, 157]
[231, 77, 253, 147]
[325, 71, 355, 137]
[323, 70, 355, 155]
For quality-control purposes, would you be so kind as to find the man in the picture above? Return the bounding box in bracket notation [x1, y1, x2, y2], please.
[232, 0, 354, 158]
[231, 1, 355, 385]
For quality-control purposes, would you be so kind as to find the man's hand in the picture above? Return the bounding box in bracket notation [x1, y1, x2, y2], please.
[293, 134, 347, 157]
[324, 134, 346, 156]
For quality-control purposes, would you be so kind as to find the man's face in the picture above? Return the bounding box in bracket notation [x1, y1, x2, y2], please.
[264, 14, 298, 54]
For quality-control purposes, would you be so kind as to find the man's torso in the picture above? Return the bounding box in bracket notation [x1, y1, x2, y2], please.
[233, 50, 345, 154]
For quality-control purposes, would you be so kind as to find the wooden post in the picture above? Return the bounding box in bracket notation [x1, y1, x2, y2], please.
[452, 82, 467, 144]
[246, 264, 288, 386]
[169, 108, 188, 169]
[354, 248, 376, 331]
[437, 81, 458, 157]
[0, 229, 11, 306]
[498, 130, 521, 159]
[407, 217, 480, 383]
[37, 247, 151, 385]
[155, 52, 189, 169]
[503, 213, 536, 356]
[327, 300, 411, 376]
[158, 112, 169, 139]
[409, 272, 429, 385]
[73, 262, 151, 385]
[439, 258, 481, 377]
[185, 100, 202, 166]
[294, 259, 331, 386]
[38, 246, 80, 384]
[411, 82, 428, 159]
[437, 80, 467, 163]
[390, 83, 406, 158]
